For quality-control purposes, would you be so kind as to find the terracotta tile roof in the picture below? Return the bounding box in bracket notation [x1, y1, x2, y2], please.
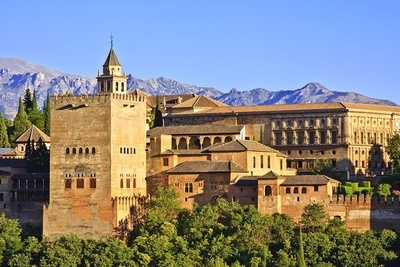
[14, 125, 50, 143]
[167, 160, 248, 173]
[160, 149, 204, 155]
[0, 148, 24, 157]
[208, 140, 281, 153]
[280, 175, 339, 185]
[172, 95, 227, 109]
[145, 94, 196, 109]
[341, 102, 400, 113]
[147, 125, 244, 136]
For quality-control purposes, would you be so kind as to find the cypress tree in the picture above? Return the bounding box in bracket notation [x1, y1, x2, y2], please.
[296, 227, 306, 267]
[23, 88, 33, 113]
[43, 92, 51, 136]
[10, 97, 32, 142]
[153, 95, 163, 128]
[0, 113, 10, 148]
[28, 90, 44, 130]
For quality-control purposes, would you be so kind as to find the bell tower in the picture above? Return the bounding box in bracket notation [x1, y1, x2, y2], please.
[97, 35, 127, 94]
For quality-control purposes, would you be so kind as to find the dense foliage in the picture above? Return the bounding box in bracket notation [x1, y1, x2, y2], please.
[0, 187, 399, 267]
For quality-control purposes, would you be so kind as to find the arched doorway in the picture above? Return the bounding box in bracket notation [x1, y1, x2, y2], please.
[265, 186, 272, 196]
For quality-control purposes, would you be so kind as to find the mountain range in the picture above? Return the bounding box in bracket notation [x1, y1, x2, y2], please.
[0, 57, 396, 119]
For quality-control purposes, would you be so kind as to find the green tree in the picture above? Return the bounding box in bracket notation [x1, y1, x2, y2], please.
[300, 203, 327, 233]
[0, 113, 10, 148]
[309, 158, 333, 175]
[43, 92, 51, 136]
[377, 183, 392, 201]
[386, 133, 400, 172]
[39, 235, 84, 267]
[153, 95, 163, 128]
[0, 213, 23, 265]
[25, 137, 50, 173]
[296, 228, 306, 267]
[9, 98, 31, 143]
[27, 90, 44, 130]
[23, 89, 33, 113]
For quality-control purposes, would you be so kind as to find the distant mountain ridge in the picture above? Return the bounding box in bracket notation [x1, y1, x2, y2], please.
[0, 57, 396, 118]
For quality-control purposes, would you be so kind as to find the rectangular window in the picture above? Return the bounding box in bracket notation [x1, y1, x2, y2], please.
[90, 178, 96, 189]
[126, 179, 131, 188]
[253, 157, 256, 168]
[297, 132, 304, 145]
[163, 158, 169, 167]
[260, 155, 264, 168]
[380, 133, 383, 144]
[309, 131, 315, 144]
[65, 179, 72, 189]
[133, 178, 136, 188]
[280, 159, 283, 170]
[298, 161, 303, 168]
[286, 132, 293, 145]
[77, 179, 84, 189]
[367, 132, 371, 143]
[360, 132, 364, 144]
[314, 185, 319, 192]
[120, 179, 124, 188]
[331, 131, 338, 144]
[268, 156, 271, 168]
[354, 132, 357, 143]
[320, 131, 326, 144]
[275, 132, 282, 145]
[185, 182, 193, 193]
[362, 161, 365, 168]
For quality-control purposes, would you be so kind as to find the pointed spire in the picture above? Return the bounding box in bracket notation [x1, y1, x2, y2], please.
[110, 32, 114, 48]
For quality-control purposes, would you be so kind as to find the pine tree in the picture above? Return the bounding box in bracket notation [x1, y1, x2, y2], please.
[10, 98, 32, 143]
[153, 95, 163, 128]
[0, 113, 10, 148]
[43, 92, 51, 136]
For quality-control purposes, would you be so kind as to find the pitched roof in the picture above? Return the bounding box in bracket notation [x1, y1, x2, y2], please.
[260, 171, 281, 179]
[103, 48, 121, 66]
[235, 176, 258, 186]
[160, 149, 204, 155]
[167, 160, 248, 174]
[280, 175, 338, 185]
[172, 95, 227, 109]
[207, 140, 280, 153]
[14, 125, 50, 143]
[147, 124, 244, 136]
[146, 94, 196, 109]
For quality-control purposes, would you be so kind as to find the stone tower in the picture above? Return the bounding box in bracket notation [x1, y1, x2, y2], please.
[43, 45, 147, 239]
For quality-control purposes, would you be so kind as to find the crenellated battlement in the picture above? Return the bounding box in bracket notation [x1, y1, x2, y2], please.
[330, 194, 400, 205]
[51, 93, 146, 106]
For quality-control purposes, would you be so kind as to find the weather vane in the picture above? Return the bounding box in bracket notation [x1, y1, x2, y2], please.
[110, 32, 114, 48]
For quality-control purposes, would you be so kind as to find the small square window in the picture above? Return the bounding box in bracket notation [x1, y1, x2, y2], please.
[163, 158, 169, 167]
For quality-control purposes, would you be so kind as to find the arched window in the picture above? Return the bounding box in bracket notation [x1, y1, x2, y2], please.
[302, 187, 307, 194]
[178, 138, 187, 150]
[92, 147, 96, 154]
[213, 137, 222, 144]
[115, 82, 119, 91]
[265, 186, 272, 196]
[121, 82, 125, 92]
[85, 147, 89, 154]
[224, 136, 232, 142]
[79, 148, 83, 154]
[286, 187, 291, 194]
[66, 148, 70, 154]
[72, 148, 76, 154]
[120, 147, 122, 153]
[202, 137, 211, 148]
[134, 148, 136, 154]
[294, 187, 299, 194]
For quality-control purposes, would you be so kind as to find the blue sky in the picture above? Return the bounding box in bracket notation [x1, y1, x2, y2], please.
[3, 1, 400, 104]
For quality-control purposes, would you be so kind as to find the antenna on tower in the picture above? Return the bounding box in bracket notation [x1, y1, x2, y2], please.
[110, 32, 114, 48]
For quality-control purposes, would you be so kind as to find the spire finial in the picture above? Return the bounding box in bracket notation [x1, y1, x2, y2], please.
[110, 32, 114, 48]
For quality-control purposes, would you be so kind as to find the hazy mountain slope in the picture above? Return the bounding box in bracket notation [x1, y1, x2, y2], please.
[0, 57, 396, 118]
